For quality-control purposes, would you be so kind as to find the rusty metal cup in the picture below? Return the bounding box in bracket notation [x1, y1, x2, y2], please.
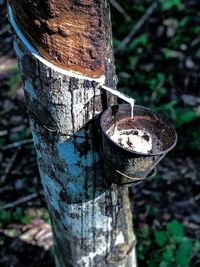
[100, 104, 177, 186]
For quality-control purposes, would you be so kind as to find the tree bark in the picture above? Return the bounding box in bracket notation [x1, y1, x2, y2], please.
[8, 1, 137, 266]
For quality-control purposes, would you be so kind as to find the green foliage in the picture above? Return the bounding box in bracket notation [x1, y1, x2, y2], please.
[0, 210, 12, 223]
[137, 219, 195, 267]
[40, 208, 51, 225]
[155, 231, 168, 247]
[163, 48, 180, 59]
[0, 206, 31, 225]
[129, 56, 139, 70]
[13, 207, 31, 225]
[166, 219, 184, 238]
[175, 239, 193, 267]
[155, 102, 197, 130]
[127, 33, 149, 52]
[159, 262, 173, 267]
[6, 71, 20, 93]
[192, 26, 200, 35]
[183, 125, 200, 151]
[112, 0, 200, 154]
[174, 109, 196, 128]
[159, 0, 184, 11]
[163, 246, 175, 262]
[179, 16, 190, 28]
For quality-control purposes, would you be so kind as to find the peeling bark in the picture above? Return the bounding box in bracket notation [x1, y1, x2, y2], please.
[8, 1, 137, 266]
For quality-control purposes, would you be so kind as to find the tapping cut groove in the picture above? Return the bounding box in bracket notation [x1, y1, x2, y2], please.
[8, 0, 106, 78]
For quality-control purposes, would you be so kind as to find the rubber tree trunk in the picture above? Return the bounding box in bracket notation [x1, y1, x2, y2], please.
[8, 1, 137, 266]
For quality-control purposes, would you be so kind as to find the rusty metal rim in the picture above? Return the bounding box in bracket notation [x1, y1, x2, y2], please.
[100, 104, 178, 156]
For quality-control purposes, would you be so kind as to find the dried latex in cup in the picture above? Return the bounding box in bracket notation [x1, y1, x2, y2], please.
[107, 126, 152, 154]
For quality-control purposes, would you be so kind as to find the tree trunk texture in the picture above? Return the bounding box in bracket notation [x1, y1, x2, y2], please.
[8, 1, 137, 266]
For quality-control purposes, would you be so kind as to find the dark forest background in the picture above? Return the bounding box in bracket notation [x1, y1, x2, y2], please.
[0, 0, 200, 266]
